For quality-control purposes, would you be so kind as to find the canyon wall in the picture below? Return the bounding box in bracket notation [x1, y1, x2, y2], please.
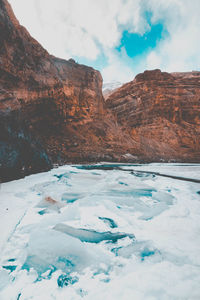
[0, 0, 134, 181]
[106, 69, 200, 162]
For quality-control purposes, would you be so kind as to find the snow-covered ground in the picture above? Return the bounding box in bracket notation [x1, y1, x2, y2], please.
[0, 164, 200, 300]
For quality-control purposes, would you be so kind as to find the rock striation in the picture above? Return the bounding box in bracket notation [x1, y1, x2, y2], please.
[0, 0, 200, 182]
[0, 0, 134, 182]
[106, 69, 200, 162]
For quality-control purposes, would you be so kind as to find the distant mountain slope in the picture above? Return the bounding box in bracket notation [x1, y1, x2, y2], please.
[103, 81, 123, 99]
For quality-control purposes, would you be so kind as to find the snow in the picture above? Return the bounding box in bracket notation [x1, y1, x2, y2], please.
[102, 81, 122, 92]
[0, 163, 200, 299]
[102, 81, 122, 98]
[120, 163, 200, 180]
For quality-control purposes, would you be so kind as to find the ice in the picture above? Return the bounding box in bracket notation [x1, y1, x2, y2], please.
[111, 240, 159, 261]
[0, 163, 200, 299]
[2, 265, 17, 272]
[61, 192, 83, 204]
[98, 217, 118, 228]
[21, 228, 109, 276]
[0, 269, 11, 290]
[57, 274, 78, 287]
[53, 223, 134, 243]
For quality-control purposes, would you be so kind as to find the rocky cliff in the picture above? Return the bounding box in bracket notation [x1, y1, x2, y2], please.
[0, 0, 135, 182]
[106, 69, 200, 162]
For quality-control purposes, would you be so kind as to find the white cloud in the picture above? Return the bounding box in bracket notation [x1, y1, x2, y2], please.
[8, 0, 200, 82]
[145, 0, 200, 72]
[102, 49, 134, 83]
[146, 51, 161, 70]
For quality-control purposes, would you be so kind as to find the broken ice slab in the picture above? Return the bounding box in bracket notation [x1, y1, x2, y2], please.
[0, 269, 11, 290]
[53, 223, 134, 243]
[7, 259, 16, 262]
[38, 209, 48, 215]
[2, 265, 17, 272]
[57, 274, 78, 287]
[36, 196, 65, 212]
[111, 240, 160, 261]
[20, 229, 92, 276]
[98, 217, 118, 228]
[22, 255, 56, 276]
[104, 186, 157, 198]
[61, 193, 83, 204]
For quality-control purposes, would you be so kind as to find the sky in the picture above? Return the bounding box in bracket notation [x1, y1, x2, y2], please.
[9, 0, 200, 84]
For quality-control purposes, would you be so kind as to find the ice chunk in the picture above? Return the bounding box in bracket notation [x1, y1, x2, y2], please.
[140, 248, 156, 261]
[106, 188, 156, 198]
[22, 228, 93, 275]
[36, 196, 65, 212]
[22, 255, 56, 276]
[61, 193, 83, 204]
[98, 217, 118, 228]
[53, 223, 135, 243]
[57, 274, 78, 287]
[21, 227, 111, 278]
[112, 240, 159, 261]
[2, 265, 17, 272]
[0, 269, 11, 290]
[7, 258, 16, 262]
[38, 209, 48, 215]
[152, 191, 174, 205]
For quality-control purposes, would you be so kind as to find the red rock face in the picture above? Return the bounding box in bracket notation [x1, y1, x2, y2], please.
[0, 0, 199, 182]
[106, 69, 200, 161]
[0, 0, 134, 181]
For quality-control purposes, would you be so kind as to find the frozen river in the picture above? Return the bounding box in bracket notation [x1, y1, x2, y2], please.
[0, 164, 200, 299]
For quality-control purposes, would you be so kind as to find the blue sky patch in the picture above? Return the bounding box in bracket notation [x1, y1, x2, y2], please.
[73, 22, 168, 78]
[116, 23, 165, 58]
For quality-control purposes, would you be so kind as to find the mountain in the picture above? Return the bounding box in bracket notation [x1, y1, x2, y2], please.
[103, 81, 122, 99]
[0, 0, 135, 182]
[106, 69, 200, 162]
[0, 0, 200, 182]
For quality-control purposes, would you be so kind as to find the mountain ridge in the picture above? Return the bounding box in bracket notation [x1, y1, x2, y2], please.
[106, 69, 200, 161]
